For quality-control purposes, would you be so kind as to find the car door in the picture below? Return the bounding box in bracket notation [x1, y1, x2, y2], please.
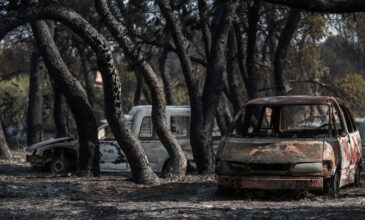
[99, 140, 129, 172]
[138, 116, 169, 172]
[331, 104, 352, 187]
[341, 106, 362, 183]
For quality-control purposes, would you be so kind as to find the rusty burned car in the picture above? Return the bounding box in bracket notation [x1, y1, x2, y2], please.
[216, 96, 362, 198]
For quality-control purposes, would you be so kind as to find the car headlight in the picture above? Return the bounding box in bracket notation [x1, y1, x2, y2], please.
[291, 162, 323, 173]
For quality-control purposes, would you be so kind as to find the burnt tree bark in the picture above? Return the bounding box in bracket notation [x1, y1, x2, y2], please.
[26, 47, 44, 145]
[73, 36, 96, 108]
[274, 8, 301, 95]
[233, 21, 250, 99]
[156, 0, 238, 173]
[50, 79, 68, 138]
[0, 122, 12, 160]
[227, 28, 245, 112]
[245, 1, 261, 99]
[95, 0, 187, 179]
[258, 0, 365, 13]
[159, 48, 175, 105]
[198, 0, 211, 61]
[32, 20, 100, 177]
[0, 2, 160, 184]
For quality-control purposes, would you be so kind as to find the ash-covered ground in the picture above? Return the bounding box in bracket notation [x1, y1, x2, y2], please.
[1, 150, 365, 219]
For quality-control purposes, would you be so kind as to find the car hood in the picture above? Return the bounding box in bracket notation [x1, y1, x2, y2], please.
[218, 137, 324, 164]
[26, 137, 75, 152]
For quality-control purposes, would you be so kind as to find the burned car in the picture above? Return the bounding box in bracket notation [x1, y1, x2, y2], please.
[27, 105, 220, 174]
[216, 96, 362, 198]
[26, 118, 130, 174]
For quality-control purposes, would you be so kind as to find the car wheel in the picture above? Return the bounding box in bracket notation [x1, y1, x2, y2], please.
[50, 157, 70, 174]
[355, 163, 361, 187]
[324, 170, 340, 198]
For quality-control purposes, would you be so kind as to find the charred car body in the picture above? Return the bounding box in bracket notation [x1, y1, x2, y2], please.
[216, 96, 362, 197]
[27, 105, 220, 174]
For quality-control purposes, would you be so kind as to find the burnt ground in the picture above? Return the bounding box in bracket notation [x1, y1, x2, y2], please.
[1, 150, 365, 219]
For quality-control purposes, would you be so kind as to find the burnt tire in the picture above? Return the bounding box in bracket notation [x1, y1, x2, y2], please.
[50, 157, 70, 174]
[355, 164, 361, 187]
[324, 170, 340, 198]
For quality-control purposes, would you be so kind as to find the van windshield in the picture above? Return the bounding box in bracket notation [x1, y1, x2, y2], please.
[230, 104, 331, 138]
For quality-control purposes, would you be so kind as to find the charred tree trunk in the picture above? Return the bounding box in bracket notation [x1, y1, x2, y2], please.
[227, 28, 245, 112]
[27, 48, 44, 146]
[159, 48, 175, 105]
[157, 0, 238, 173]
[0, 3, 160, 184]
[95, 0, 187, 179]
[245, 1, 261, 99]
[32, 20, 100, 176]
[51, 79, 68, 138]
[74, 37, 96, 108]
[0, 122, 12, 160]
[198, 0, 211, 61]
[233, 21, 250, 98]
[274, 8, 301, 95]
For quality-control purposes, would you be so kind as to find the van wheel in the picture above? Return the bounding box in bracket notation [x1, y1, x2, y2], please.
[50, 157, 70, 174]
[355, 163, 361, 187]
[324, 170, 340, 198]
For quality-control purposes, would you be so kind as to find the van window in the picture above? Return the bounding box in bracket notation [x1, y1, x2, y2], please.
[139, 117, 153, 138]
[332, 107, 344, 136]
[171, 117, 190, 138]
[340, 106, 357, 133]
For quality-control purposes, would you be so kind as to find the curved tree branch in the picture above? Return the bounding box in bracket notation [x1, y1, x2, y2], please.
[95, 0, 187, 179]
[0, 2, 159, 185]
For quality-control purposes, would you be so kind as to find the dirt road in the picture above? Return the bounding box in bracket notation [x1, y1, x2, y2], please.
[1, 150, 365, 219]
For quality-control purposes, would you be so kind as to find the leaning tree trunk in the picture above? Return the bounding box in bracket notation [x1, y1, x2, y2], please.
[0, 122, 12, 160]
[274, 8, 301, 96]
[32, 20, 100, 177]
[95, 0, 187, 179]
[27, 47, 44, 146]
[50, 79, 68, 138]
[0, 2, 160, 184]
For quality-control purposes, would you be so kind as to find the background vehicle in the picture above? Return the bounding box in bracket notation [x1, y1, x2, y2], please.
[26, 105, 220, 174]
[216, 96, 362, 198]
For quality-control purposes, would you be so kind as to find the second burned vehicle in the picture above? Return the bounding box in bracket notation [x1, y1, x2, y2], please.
[27, 105, 221, 174]
[216, 96, 362, 198]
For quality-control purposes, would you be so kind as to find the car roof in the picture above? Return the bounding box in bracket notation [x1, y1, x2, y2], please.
[128, 105, 190, 115]
[246, 96, 346, 106]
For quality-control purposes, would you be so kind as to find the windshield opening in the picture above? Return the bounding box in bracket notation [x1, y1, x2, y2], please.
[230, 104, 331, 138]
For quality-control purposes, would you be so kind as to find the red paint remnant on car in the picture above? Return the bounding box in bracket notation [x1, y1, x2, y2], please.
[216, 96, 362, 194]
